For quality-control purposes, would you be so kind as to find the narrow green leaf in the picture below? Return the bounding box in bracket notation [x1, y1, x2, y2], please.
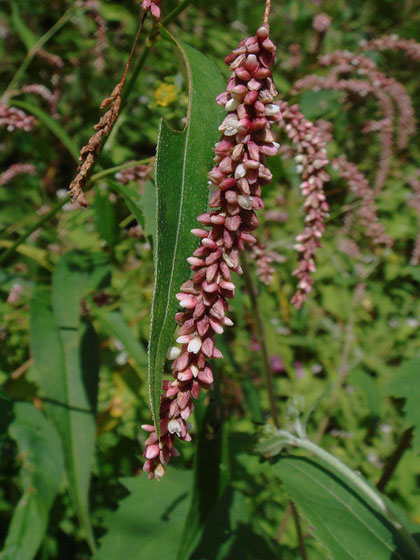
[275, 455, 415, 560]
[94, 310, 148, 371]
[109, 177, 156, 243]
[94, 185, 118, 248]
[0, 241, 51, 270]
[11, 0, 37, 51]
[30, 251, 110, 551]
[148, 36, 225, 433]
[109, 180, 146, 230]
[93, 470, 192, 560]
[386, 357, 420, 451]
[2, 402, 64, 560]
[10, 100, 79, 161]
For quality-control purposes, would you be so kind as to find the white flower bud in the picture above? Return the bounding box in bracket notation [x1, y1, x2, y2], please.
[167, 346, 181, 360]
[225, 98, 239, 112]
[238, 194, 253, 210]
[234, 164, 246, 179]
[265, 103, 280, 116]
[188, 337, 202, 354]
[168, 419, 182, 437]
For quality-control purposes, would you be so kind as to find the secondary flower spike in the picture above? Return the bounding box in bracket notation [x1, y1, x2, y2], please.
[274, 102, 329, 308]
[142, 26, 280, 480]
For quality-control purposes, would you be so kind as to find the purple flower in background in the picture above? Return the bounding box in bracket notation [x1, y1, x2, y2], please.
[294, 361, 304, 379]
[250, 337, 261, 352]
[271, 355, 285, 373]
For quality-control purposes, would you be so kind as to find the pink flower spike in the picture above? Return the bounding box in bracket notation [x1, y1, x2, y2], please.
[142, 26, 280, 480]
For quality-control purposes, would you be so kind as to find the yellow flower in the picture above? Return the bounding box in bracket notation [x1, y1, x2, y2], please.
[154, 83, 178, 107]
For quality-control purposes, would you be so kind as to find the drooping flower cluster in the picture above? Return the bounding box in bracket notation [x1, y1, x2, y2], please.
[407, 173, 420, 266]
[286, 44, 302, 69]
[142, 26, 280, 480]
[333, 156, 392, 247]
[141, 0, 162, 19]
[21, 84, 60, 118]
[115, 160, 154, 185]
[0, 163, 36, 186]
[0, 105, 36, 132]
[274, 102, 330, 308]
[37, 48, 64, 69]
[76, 0, 108, 71]
[294, 72, 394, 195]
[317, 51, 415, 191]
[249, 242, 285, 285]
[312, 13, 331, 33]
[311, 13, 331, 54]
[361, 35, 420, 62]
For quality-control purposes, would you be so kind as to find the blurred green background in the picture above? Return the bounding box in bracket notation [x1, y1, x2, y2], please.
[1, 0, 420, 558]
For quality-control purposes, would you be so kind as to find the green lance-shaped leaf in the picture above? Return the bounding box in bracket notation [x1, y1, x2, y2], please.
[109, 178, 156, 243]
[386, 357, 420, 452]
[94, 185, 119, 248]
[30, 251, 110, 551]
[110, 181, 145, 230]
[94, 310, 148, 372]
[93, 470, 193, 560]
[275, 456, 416, 560]
[2, 402, 64, 560]
[148, 32, 225, 434]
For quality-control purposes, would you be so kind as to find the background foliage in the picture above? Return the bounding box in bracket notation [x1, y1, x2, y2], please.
[0, 0, 420, 558]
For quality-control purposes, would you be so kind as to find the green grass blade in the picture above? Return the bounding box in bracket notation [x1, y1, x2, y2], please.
[10, 0, 37, 51]
[30, 252, 110, 552]
[10, 100, 79, 161]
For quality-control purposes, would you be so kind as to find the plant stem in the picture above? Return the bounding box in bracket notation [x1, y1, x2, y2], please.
[120, 45, 151, 110]
[263, 0, 272, 28]
[101, 2, 194, 153]
[377, 427, 413, 492]
[314, 285, 361, 443]
[90, 157, 153, 183]
[276, 430, 420, 559]
[276, 504, 293, 542]
[115, 13, 148, 97]
[291, 502, 308, 560]
[162, 0, 194, 25]
[11, 358, 34, 380]
[120, 0, 194, 109]
[2, 6, 78, 101]
[241, 252, 279, 427]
